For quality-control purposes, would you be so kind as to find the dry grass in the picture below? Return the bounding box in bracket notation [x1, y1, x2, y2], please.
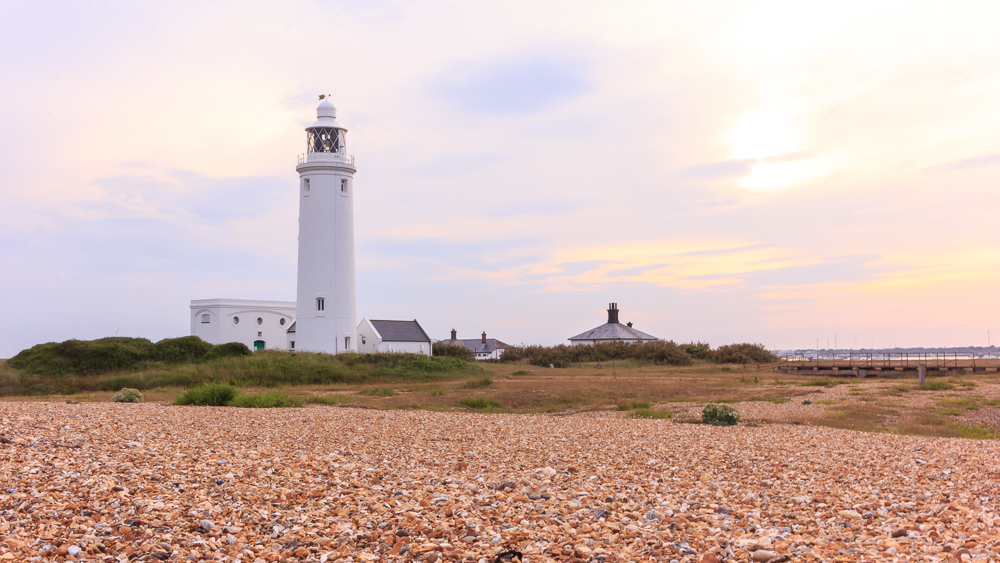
[5, 359, 1000, 439]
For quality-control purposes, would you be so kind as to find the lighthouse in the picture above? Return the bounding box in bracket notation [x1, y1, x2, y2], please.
[293, 96, 358, 354]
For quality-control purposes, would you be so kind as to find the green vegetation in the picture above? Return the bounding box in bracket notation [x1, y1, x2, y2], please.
[304, 395, 346, 405]
[432, 342, 474, 361]
[174, 383, 238, 406]
[510, 370, 531, 376]
[616, 400, 651, 411]
[712, 343, 778, 365]
[9, 336, 249, 375]
[882, 385, 911, 396]
[111, 388, 143, 403]
[229, 392, 303, 408]
[463, 377, 494, 389]
[764, 397, 791, 404]
[3, 337, 484, 396]
[918, 380, 954, 391]
[459, 397, 501, 410]
[950, 423, 999, 440]
[627, 408, 673, 419]
[359, 387, 396, 397]
[499, 340, 694, 367]
[702, 403, 741, 426]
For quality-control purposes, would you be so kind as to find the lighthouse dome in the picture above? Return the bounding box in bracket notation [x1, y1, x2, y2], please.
[317, 98, 337, 119]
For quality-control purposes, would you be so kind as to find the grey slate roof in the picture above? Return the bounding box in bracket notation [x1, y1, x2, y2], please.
[441, 338, 512, 355]
[568, 323, 658, 342]
[371, 320, 431, 343]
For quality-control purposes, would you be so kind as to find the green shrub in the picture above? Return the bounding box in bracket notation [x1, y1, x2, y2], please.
[713, 343, 778, 365]
[798, 379, 841, 387]
[499, 340, 692, 367]
[628, 408, 673, 419]
[463, 377, 493, 388]
[616, 400, 651, 411]
[432, 342, 474, 361]
[112, 388, 143, 403]
[229, 392, 302, 408]
[511, 370, 530, 375]
[204, 341, 251, 360]
[460, 397, 501, 410]
[702, 403, 741, 426]
[359, 387, 396, 396]
[680, 341, 712, 360]
[151, 336, 213, 363]
[174, 383, 238, 406]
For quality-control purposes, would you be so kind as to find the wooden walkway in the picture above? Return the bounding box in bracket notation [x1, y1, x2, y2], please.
[775, 353, 1000, 377]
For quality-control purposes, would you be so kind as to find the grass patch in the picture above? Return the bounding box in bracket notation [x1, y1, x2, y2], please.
[463, 377, 494, 389]
[616, 400, 651, 411]
[511, 370, 530, 376]
[814, 399, 839, 405]
[935, 409, 965, 416]
[359, 387, 395, 397]
[229, 392, 303, 408]
[304, 394, 346, 405]
[918, 380, 955, 391]
[763, 397, 791, 404]
[939, 397, 982, 410]
[627, 408, 673, 419]
[424, 386, 445, 396]
[459, 397, 501, 410]
[882, 385, 911, 396]
[956, 380, 977, 387]
[174, 383, 238, 406]
[950, 423, 999, 439]
[797, 379, 841, 387]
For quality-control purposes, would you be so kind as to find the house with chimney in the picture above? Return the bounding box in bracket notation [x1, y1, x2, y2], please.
[568, 303, 658, 345]
[440, 330, 512, 360]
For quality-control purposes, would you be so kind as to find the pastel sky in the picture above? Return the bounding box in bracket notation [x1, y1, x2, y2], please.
[2, 1, 999, 358]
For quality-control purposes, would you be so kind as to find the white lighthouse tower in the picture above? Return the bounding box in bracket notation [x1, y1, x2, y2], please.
[293, 96, 357, 354]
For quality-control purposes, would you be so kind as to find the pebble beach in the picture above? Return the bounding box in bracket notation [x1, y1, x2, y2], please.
[2, 402, 998, 562]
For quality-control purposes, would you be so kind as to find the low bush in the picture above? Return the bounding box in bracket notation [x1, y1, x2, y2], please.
[112, 388, 143, 403]
[460, 397, 501, 410]
[713, 343, 778, 365]
[798, 379, 841, 387]
[174, 383, 238, 406]
[511, 370, 530, 376]
[229, 392, 302, 408]
[616, 400, 651, 411]
[463, 377, 493, 389]
[432, 342, 474, 361]
[359, 387, 395, 396]
[702, 403, 741, 426]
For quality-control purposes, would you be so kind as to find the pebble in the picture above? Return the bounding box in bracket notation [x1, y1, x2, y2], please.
[0, 402, 998, 562]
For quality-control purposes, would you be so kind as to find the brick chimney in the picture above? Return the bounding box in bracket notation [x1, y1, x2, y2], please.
[607, 303, 620, 324]
[450, 328, 457, 340]
[481, 331, 487, 344]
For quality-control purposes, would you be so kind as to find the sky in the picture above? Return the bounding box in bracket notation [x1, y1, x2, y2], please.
[2, 1, 999, 358]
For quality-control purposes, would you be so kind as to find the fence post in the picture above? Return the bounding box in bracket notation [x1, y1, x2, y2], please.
[918, 364, 926, 386]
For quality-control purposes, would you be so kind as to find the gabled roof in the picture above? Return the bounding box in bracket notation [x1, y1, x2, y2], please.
[441, 338, 512, 355]
[370, 320, 431, 343]
[568, 322, 658, 342]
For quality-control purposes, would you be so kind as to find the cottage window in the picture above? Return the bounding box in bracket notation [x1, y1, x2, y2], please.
[316, 297, 325, 311]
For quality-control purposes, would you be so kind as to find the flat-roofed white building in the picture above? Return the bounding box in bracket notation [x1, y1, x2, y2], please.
[190, 299, 295, 351]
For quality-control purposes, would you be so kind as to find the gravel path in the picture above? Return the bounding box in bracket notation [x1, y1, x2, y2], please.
[2, 402, 998, 562]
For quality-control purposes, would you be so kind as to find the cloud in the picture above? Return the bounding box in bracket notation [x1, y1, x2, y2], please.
[928, 153, 1000, 172]
[433, 53, 592, 115]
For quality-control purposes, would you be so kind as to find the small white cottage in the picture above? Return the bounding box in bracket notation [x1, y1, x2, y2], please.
[357, 319, 432, 355]
[568, 303, 658, 345]
[440, 330, 512, 360]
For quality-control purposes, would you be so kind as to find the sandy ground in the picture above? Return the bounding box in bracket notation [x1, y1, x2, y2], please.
[2, 402, 999, 563]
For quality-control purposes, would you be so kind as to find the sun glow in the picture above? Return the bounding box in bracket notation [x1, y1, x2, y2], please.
[740, 159, 822, 190]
